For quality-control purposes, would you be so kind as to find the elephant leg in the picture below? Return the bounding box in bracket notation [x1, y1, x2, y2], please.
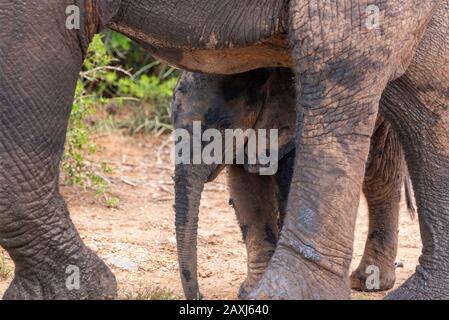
[276, 150, 295, 230]
[381, 3, 449, 299]
[249, 77, 383, 299]
[249, 1, 418, 300]
[247, 0, 437, 300]
[381, 78, 449, 299]
[0, 2, 116, 299]
[382, 76, 449, 299]
[227, 165, 279, 299]
[351, 116, 403, 291]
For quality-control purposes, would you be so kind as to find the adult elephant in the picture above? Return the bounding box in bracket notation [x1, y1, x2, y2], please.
[172, 68, 412, 299]
[0, 0, 446, 299]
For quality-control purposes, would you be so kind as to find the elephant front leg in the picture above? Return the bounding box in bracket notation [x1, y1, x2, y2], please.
[249, 5, 393, 298]
[0, 2, 116, 299]
[247, 0, 435, 299]
[249, 85, 381, 299]
[0, 104, 117, 300]
[227, 165, 279, 299]
[0, 76, 117, 300]
[351, 116, 403, 292]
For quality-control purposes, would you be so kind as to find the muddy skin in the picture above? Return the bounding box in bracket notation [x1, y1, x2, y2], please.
[172, 68, 409, 299]
[107, 0, 291, 74]
[247, 1, 443, 300]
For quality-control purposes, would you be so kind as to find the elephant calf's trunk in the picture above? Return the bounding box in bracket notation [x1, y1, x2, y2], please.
[174, 164, 208, 300]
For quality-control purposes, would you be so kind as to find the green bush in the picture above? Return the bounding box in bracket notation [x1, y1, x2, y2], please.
[116, 75, 177, 135]
[0, 253, 11, 280]
[62, 35, 111, 191]
[62, 32, 177, 192]
[101, 32, 178, 135]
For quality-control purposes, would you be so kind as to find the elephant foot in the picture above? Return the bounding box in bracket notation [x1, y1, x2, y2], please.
[238, 281, 253, 300]
[3, 246, 117, 300]
[247, 247, 350, 300]
[238, 275, 263, 299]
[238, 262, 272, 299]
[385, 265, 449, 300]
[350, 263, 396, 292]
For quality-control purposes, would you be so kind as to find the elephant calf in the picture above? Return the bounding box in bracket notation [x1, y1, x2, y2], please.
[172, 68, 411, 299]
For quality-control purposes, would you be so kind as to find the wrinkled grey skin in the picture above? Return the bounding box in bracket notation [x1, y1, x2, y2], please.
[247, 1, 449, 300]
[172, 68, 412, 299]
[380, 3, 449, 299]
[0, 0, 447, 299]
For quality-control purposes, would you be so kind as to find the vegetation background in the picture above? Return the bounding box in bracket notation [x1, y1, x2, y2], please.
[63, 31, 178, 196]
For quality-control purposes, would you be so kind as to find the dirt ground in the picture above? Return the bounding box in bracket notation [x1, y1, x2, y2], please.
[0, 134, 422, 300]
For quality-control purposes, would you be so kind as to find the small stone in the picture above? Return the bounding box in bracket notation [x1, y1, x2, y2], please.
[199, 271, 212, 278]
[168, 236, 177, 246]
[107, 256, 139, 272]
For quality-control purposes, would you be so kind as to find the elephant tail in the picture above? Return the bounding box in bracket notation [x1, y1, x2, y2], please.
[404, 174, 416, 220]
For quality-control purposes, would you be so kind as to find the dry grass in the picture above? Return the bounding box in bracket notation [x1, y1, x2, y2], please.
[121, 285, 181, 300]
[0, 254, 11, 280]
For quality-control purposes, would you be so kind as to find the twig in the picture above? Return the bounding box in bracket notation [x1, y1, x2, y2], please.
[121, 177, 138, 187]
[153, 197, 172, 203]
[80, 66, 133, 79]
[159, 185, 174, 195]
[160, 181, 174, 186]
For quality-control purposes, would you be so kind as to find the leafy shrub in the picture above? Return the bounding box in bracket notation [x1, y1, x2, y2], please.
[62, 35, 111, 191]
[101, 31, 178, 135]
[0, 253, 11, 280]
[116, 75, 177, 135]
[62, 32, 178, 195]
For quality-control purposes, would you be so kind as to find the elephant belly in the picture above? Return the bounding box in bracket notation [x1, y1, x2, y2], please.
[138, 36, 292, 74]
